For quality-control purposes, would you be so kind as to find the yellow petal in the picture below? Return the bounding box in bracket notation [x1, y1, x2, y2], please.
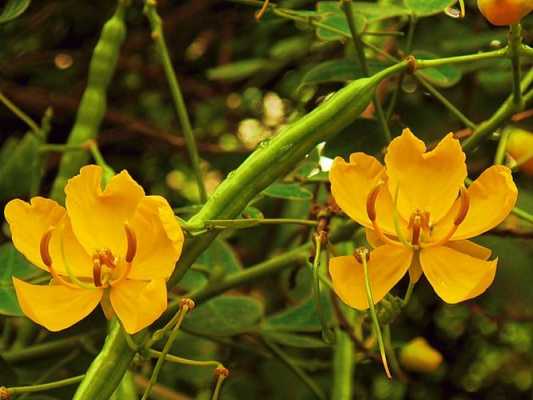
[420, 246, 497, 304]
[329, 245, 412, 310]
[409, 253, 423, 283]
[446, 240, 491, 260]
[110, 279, 167, 334]
[384, 129, 466, 223]
[433, 166, 517, 241]
[330, 153, 403, 235]
[4, 197, 65, 272]
[65, 165, 145, 257]
[13, 278, 102, 331]
[128, 196, 184, 280]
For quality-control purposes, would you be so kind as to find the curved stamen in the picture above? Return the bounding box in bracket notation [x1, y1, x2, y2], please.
[109, 225, 137, 286]
[93, 259, 103, 287]
[423, 187, 470, 248]
[366, 183, 403, 247]
[410, 212, 422, 247]
[39, 228, 80, 289]
[59, 226, 98, 290]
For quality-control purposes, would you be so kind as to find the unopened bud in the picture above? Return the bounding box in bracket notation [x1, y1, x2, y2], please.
[215, 366, 230, 378]
[0, 387, 9, 400]
[507, 127, 533, 176]
[399, 337, 443, 373]
[180, 298, 196, 311]
[477, 0, 532, 25]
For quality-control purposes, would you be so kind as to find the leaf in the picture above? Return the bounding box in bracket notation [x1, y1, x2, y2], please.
[299, 59, 388, 88]
[0, 243, 39, 316]
[317, 1, 410, 20]
[0, 0, 31, 24]
[182, 296, 264, 336]
[404, 0, 455, 16]
[206, 59, 274, 81]
[261, 330, 331, 348]
[0, 132, 40, 201]
[263, 182, 313, 201]
[416, 51, 462, 88]
[261, 293, 333, 333]
[179, 238, 243, 292]
[314, 10, 367, 42]
[239, 206, 264, 220]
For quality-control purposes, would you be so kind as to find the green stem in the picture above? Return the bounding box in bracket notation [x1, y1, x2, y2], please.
[6, 375, 85, 396]
[509, 24, 524, 107]
[462, 68, 533, 151]
[0, 91, 41, 137]
[211, 375, 226, 400]
[383, 325, 406, 381]
[402, 280, 415, 307]
[341, 0, 391, 142]
[521, 45, 533, 57]
[38, 144, 86, 153]
[358, 248, 391, 379]
[144, 0, 207, 203]
[264, 340, 326, 400]
[312, 236, 334, 344]
[331, 308, 355, 399]
[147, 349, 222, 368]
[141, 303, 191, 400]
[494, 128, 511, 165]
[414, 48, 507, 69]
[416, 75, 477, 130]
[200, 218, 318, 230]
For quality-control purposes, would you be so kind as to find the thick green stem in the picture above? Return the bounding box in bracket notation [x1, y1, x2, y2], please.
[509, 24, 523, 107]
[462, 68, 533, 151]
[144, 0, 207, 202]
[494, 128, 511, 165]
[331, 308, 355, 400]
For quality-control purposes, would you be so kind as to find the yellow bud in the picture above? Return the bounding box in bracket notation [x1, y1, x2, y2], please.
[477, 0, 533, 25]
[399, 337, 443, 373]
[506, 127, 533, 175]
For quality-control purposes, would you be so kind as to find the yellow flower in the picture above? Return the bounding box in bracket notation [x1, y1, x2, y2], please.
[328, 129, 517, 309]
[4, 165, 184, 334]
[399, 337, 443, 373]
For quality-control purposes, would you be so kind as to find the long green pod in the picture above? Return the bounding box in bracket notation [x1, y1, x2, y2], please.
[169, 60, 407, 286]
[50, 0, 128, 202]
[73, 321, 145, 400]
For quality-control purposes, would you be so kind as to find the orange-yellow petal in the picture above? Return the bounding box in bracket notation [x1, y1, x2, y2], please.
[330, 153, 404, 235]
[420, 246, 497, 304]
[4, 197, 65, 272]
[65, 165, 145, 257]
[128, 196, 184, 280]
[329, 245, 413, 310]
[432, 165, 518, 241]
[13, 278, 102, 331]
[446, 240, 491, 260]
[384, 129, 467, 224]
[110, 279, 167, 334]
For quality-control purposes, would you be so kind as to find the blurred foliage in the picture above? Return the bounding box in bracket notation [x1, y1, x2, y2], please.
[0, 0, 532, 399]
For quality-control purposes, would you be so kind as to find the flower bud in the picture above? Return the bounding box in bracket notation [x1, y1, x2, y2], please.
[399, 337, 443, 373]
[506, 127, 533, 175]
[477, 0, 533, 26]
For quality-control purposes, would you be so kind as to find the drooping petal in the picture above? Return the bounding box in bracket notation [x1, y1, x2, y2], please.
[110, 279, 167, 334]
[128, 196, 184, 280]
[65, 165, 145, 257]
[446, 240, 491, 260]
[384, 129, 467, 223]
[420, 246, 497, 304]
[329, 245, 413, 310]
[330, 153, 404, 235]
[432, 166, 517, 241]
[4, 197, 65, 272]
[13, 278, 102, 331]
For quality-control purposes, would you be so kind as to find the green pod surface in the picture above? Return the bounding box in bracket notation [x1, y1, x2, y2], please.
[169, 61, 407, 286]
[73, 321, 145, 400]
[50, 2, 128, 202]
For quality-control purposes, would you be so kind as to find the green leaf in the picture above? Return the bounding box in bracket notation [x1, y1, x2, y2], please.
[317, 1, 410, 20]
[0, 0, 31, 24]
[261, 330, 331, 348]
[416, 51, 462, 88]
[324, 119, 387, 160]
[239, 206, 264, 220]
[0, 132, 40, 201]
[299, 59, 388, 88]
[261, 293, 333, 332]
[404, 0, 455, 16]
[0, 243, 39, 316]
[179, 238, 242, 292]
[263, 182, 313, 201]
[314, 9, 367, 42]
[206, 59, 274, 81]
[182, 296, 264, 336]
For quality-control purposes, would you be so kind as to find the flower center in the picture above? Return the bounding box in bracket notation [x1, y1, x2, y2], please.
[366, 183, 469, 249]
[39, 224, 137, 290]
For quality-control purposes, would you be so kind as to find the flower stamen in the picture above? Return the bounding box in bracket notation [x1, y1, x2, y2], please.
[423, 187, 470, 248]
[39, 228, 79, 289]
[109, 225, 137, 286]
[366, 183, 403, 247]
